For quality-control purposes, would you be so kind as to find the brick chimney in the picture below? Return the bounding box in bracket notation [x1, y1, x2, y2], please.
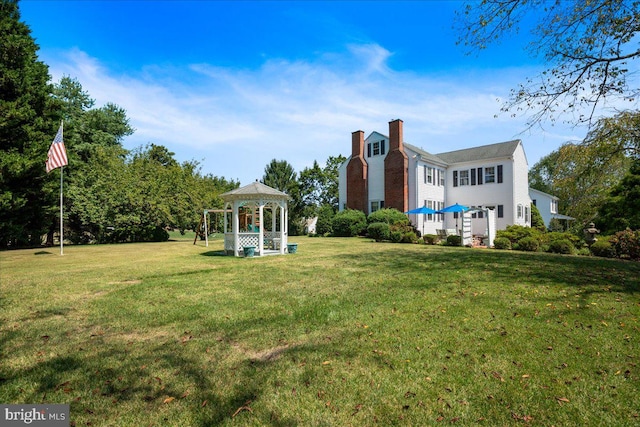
[384, 119, 408, 213]
[346, 130, 368, 213]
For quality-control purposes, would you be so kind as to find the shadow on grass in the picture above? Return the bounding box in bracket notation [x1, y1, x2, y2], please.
[200, 250, 227, 257]
[335, 245, 640, 295]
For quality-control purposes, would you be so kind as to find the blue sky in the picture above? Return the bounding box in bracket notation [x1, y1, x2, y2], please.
[21, 1, 589, 185]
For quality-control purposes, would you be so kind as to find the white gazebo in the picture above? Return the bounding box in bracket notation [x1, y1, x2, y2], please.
[220, 181, 289, 257]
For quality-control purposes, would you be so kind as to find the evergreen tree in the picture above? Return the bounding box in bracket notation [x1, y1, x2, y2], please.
[0, 0, 59, 247]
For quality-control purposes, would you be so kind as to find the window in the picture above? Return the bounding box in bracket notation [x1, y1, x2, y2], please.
[532, 199, 537, 206]
[517, 204, 523, 219]
[459, 170, 470, 186]
[367, 140, 386, 157]
[551, 199, 558, 214]
[497, 205, 504, 218]
[427, 200, 434, 221]
[372, 141, 380, 156]
[439, 170, 445, 186]
[371, 201, 380, 212]
[427, 167, 434, 184]
[437, 201, 444, 221]
[525, 206, 530, 223]
[484, 166, 495, 183]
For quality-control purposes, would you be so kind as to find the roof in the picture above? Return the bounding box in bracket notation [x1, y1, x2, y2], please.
[436, 140, 521, 164]
[403, 142, 448, 166]
[220, 181, 289, 200]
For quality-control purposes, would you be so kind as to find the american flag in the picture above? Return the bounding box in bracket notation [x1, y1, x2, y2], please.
[46, 123, 68, 173]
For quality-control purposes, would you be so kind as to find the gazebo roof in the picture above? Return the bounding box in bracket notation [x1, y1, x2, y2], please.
[221, 181, 289, 201]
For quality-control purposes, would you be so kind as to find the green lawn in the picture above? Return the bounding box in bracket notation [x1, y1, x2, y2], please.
[1, 236, 639, 426]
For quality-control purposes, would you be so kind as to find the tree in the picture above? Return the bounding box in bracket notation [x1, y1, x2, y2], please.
[262, 159, 303, 235]
[0, 0, 59, 247]
[529, 112, 635, 225]
[597, 158, 640, 234]
[457, 0, 640, 127]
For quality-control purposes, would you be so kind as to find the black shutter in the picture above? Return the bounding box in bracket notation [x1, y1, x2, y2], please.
[367, 143, 371, 157]
[381, 140, 386, 155]
[497, 205, 504, 218]
[471, 170, 476, 185]
[453, 171, 458, 187]
[477, 167, 483, 185]
[497, 165, 503, 183]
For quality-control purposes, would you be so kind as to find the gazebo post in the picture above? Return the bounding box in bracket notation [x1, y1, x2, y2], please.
[233, 200, 240, 256]
[279, 202, 285, 254]
[258, 202, 264, 255]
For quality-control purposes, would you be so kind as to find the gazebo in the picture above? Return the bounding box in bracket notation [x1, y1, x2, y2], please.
[220, 181, 289, 257]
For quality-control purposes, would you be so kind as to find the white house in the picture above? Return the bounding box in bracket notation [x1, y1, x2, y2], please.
[529, 188, 575, 228]
[338, 119, 535, 237]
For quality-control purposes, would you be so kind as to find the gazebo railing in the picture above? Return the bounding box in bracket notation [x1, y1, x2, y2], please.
[224, 231, 287, 255]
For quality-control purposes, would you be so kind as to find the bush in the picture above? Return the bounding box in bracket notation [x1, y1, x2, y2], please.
[446, 235, 461, 246]
[423, 234, 438, 245]
[367, 208, 409, 225]
[493, 237, 511, 250]
[547, 239, 575, 255]
[315, 204, 335, 236]
[544, 232, 582, 250]
[497, 225, 543, 245]
[590, 239, 616, 258]
[516, 236, 539, 252]
[332, 209, 367, 237]
[610, 229, 640, 260]
[367, 222, 391, 242]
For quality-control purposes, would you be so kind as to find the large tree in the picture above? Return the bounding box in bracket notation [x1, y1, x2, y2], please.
[262, 159, 303, 235]
[597, 158, 640, 233]
[529, 112, 635, 225]
[0, 0, 59, 247]
[457, 0, 640, 127]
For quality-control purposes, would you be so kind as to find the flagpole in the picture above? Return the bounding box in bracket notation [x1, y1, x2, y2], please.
[60, 165, 64, 255]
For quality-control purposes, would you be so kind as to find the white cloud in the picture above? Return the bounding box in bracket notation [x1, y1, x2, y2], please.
[41, 44, 588, 184]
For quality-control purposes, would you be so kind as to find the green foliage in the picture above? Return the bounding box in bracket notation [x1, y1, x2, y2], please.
[544, 231, 582, 250]
[423, 234, 438, 245]
[493, 237, 511, 250]
[530, 203, 546, 232]
[497, 224, 542, 245]
[515, 236, 540, 252]
[367, 208, 408, 225]
[597, 158, 640, 234]
[457, 1, 640, 127]
[446, 234, 462, 246]
[367, 222, 391, 242]
[314, 203, 334, 236]
[262, 159, 303, 236]
[610, 229, 640, 260]
[0, 0, 59, 247]
[590, 239, 616, 258]
[331, 209, 367, 237]
[547, 239, 575, 255]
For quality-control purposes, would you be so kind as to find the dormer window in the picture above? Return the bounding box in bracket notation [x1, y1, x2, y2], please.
[367, 140, 386, 157]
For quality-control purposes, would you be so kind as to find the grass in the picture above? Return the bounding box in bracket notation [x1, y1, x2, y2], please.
[1, 236, 639, 426]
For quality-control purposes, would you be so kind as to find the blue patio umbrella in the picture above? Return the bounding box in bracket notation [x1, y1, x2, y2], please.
[436, 203, 470, 231]
[405, 206, 438, 235]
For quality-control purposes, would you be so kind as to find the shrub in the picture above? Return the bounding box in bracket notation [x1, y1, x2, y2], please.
[493, 237, 511, 250]
[315, 204, 335, 236]
[367, 222, 391, 242]
[544, 232, 582, 250]
[516, 236, 539, 252]
[390, 230, 404, 243]
[497, 225, 542, 245]
[446, 235, 462, 246]
[367, 208, 409, 225]
[610, 229, 640, 260]
[423, 234, 438, 245]
[547, 239, 575, 255]
[590, 239, 616, 258]
[332, 209, 367, 237]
